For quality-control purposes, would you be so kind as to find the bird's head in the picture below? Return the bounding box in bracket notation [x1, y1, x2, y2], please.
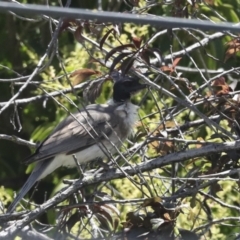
[112, 73, 147, 103]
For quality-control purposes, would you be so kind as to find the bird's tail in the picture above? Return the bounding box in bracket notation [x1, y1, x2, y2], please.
[7, 160, 50, 213]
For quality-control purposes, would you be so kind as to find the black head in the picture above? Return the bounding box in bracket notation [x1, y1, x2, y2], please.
[113, 76, 147, 103]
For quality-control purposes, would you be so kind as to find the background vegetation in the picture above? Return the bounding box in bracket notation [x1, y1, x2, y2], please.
[0, 0, 239, 239]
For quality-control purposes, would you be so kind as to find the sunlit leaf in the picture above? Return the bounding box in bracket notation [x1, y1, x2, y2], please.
[70, 68, 101, 86]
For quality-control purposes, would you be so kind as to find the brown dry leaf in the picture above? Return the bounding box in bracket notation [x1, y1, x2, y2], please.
[165, 141, 173, 147]
[142, 197, 162, 208]
[211, 76, 227, 86]
[222, 101, 237, 115]
[161, 65, 172, 72]
[163, 213, 171, 221]
[172, 57, 182, 68]
[157, 121, 177, 130]
[149, 140, 160, 152]
[161, 57, 182, 74]
[70, 68, 101, 86]
[149, 139, 173, 155]
[74, 26, 84, 43]
[140, 49, 150, 65]
[132, 36, 142, 49]
[224, 37, 240, 62]
[88, 57, 106, 67]
[162, 141, 174, 153]
[196, 137, 204, 149]
[105, 44, 135, 64]
[59, 18, 76, 33]
[211, 77, 232, 96]
[100, 28, 115, 50]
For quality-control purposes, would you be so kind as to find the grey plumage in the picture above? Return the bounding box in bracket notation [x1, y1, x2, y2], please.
[26, 104, 125, 164]
[7, 76, 146, 212]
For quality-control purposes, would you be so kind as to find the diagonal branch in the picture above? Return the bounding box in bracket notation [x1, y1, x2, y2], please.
[1, 140, 240, 237]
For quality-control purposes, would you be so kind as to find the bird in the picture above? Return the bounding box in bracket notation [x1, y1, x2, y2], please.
[7, 74, 147, 212]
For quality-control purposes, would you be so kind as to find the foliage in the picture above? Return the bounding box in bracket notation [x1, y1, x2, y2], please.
[0, 0, 239, 239]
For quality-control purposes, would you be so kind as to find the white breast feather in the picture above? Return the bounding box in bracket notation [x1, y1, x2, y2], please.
[115, 102, 139, 133]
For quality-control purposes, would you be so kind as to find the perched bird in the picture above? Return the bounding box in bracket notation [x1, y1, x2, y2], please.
[7, 75, 146, 212]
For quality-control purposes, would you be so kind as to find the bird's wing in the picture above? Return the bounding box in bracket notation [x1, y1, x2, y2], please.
[25, 104, 118, 164]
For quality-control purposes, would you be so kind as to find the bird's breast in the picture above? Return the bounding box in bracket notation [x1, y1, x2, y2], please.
[114, 102, 139, 138]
